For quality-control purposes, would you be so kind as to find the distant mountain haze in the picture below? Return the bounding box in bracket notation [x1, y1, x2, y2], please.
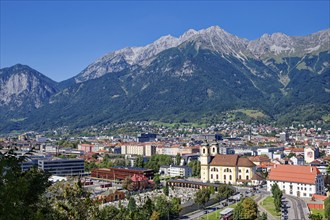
[1, 26, 329, 132]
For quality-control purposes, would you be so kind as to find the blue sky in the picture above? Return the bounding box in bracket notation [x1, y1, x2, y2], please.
[1, 1, 329, 82]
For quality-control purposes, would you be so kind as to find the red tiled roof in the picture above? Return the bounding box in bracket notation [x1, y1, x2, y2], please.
[209, 155, 255, 167]
[237, 158, 255, 167]
[268, 164, 320, 184]
[131, 174, 148, 182]
[249, 155, 270, 163]
[251, 172, 264, 181]
[312, 194, 327, 201]
[210, 154, 239, 166]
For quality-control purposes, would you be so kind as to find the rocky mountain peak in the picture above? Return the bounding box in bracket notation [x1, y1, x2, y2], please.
[74, 26, 330, 83]
[0, 64, 58, 108]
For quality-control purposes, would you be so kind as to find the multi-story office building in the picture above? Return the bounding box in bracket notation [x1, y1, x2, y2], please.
[121, 143, 156, 156]
[38, 158, 85, 176]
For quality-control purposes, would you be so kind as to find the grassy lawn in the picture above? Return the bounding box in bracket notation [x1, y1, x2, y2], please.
[236, 109, 266, 118]
[260, 196, 281, 220]
[310, 208, 325, 219]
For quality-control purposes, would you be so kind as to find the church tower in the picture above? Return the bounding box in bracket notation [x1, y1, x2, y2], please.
[200, 142, 210, 182]
[210, 142, 219, 156]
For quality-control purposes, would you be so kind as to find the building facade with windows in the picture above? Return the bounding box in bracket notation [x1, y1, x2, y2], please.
[267, 164, 325, 198]
[200, 143, 256, 184]
[121, 143, 157, 156]
[38, 158, 85, 176]
[159, 165, 192, 178]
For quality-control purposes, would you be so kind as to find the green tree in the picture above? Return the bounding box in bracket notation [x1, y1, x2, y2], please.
[325, 196, 330, 219]
[188, 160, 201, 177]
[154, 195, 170, 220]
[153, 174, 161, 185]
[141, 196, 154, 219]
[170, 197, 182, 219]
[309, 213, 323, 220]
[163, 184, 169, 196]
[122, 176, 133, 191]
[43, 180, 100, 220]
[150, 211, 160, 220]
[216, 184, 235, 201]
[271, 183, 279, 196]
[145, 155, 173, 172]
[257, 212, 267, 220]
[175, 153, 181, 166]
[194, 188, 211, 210]
[135, 155, 144, 168]
[241, 197, 258, 220]
[0, 151, 51, 220]
[272, 184, 283, 213]
[233, 201, 243, 220]
[127, 197, 137, 212]
[98, 205, 120, 220]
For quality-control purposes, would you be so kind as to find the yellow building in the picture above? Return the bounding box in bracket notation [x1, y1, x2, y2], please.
[200, 143, 256, 185]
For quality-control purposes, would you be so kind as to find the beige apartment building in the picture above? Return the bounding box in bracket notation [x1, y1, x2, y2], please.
[121, 143, 157, 156]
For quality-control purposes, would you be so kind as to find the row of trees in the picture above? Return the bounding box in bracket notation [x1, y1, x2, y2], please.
[141, 154, 174, 172]
[104, 195, 181, 220]
[194, 185, 235, 210]
[271, 183, 283, 213]
[85, 154, 127, 172]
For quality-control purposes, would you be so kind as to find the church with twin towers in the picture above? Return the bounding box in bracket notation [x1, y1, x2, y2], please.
[200, 142, 257, 185]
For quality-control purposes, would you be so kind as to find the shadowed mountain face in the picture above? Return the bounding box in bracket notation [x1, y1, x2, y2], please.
[1, 26, 329, 132]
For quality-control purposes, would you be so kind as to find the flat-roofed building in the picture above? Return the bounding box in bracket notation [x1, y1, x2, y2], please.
[121, 143, 157, 156]
[38, 158, 85, 176]
[159, 165, 192, 178]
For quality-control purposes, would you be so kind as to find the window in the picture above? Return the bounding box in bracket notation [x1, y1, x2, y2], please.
[224, 168, 232, 173]
[213, 148, 215, 153]
[203, 148, 205, 154]
[239, 175, 242, 179]
[246, 175, 249, 180]
[246, 170, 249, 173]
[224, 175, 226, 180]
[229, 175, 232, 180]
[216, 174, 219, 179]
[239, 169, 242, 173]
[211, 174, 213, 179]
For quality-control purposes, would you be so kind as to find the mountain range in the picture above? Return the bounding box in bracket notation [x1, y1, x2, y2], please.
[1, 26, 329, 132]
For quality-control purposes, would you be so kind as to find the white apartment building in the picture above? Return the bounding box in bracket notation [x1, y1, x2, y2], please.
[159, 165, 192, 178]
[267, 164, 325, 198]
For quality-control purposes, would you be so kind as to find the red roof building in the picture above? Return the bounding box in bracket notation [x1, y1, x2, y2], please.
[267, 164, 325, 198]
